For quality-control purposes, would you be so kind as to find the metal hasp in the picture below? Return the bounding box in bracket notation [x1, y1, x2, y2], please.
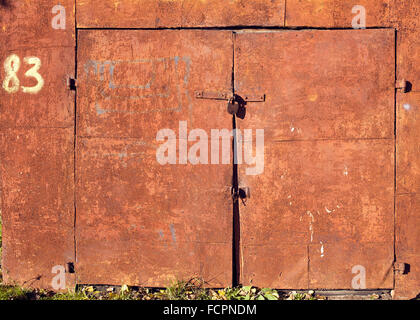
[195, 91, 265, 115]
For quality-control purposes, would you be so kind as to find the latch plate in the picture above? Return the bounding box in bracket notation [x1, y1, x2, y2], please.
[195, 91, 232, 100]
[195, 91, 265, 102]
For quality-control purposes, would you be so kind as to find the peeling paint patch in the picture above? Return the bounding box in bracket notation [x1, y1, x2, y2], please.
[403, 103, 411, 111]
[325, 206, 334, 214]
[302, 211, 315, 242]
[308, 93, 318, 102]
[344, 165, 349, 176]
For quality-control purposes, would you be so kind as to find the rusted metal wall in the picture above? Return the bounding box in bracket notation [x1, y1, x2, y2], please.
[0, 0, 418, 298]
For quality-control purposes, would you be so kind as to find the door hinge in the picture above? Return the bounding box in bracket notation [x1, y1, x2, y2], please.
[395, 79, 408, 93]
[394, 262, 410, 275]
[67, 77, 77, 91]
[66, 262, 75, 273]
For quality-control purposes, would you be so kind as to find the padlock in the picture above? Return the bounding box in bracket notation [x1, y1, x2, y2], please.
[227, 98, 240, 115]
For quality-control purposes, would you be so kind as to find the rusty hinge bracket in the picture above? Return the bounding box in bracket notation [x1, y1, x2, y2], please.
[395, 79, 408, 93]
[394, 262, 410, 275]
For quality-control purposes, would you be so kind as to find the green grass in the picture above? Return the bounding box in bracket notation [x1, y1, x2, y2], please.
[0, 279, 320, 301]
[0, 285, 32, 300]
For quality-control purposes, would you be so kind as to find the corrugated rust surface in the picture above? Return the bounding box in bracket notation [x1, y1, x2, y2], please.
[235, 30, 395, 288]
[76, 30, 233, 286]
[76, 138, 232, 286]
[0, 0, 75, 290]
[309, 242, 394, 289]
[234, 30, 395, 141]
[397, 29, 420, 93]
[76, 0, 285, 28]
[286, 0, 393, 28]
[395, 194, 420, 299]
[242, 245, 308, 289]
[393, 1, 420, 297]
[77, 30, 232, 138]
[397, 93, 420, 194]
[391, 0, 420, 301]
[395, 1, 420, 94]
[395, 92, 420, 298]
[0, 0, 74, 48]
[0, 129, 75, 289]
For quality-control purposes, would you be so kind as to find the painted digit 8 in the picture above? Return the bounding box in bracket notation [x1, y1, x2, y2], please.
[2, 54, 20, 93]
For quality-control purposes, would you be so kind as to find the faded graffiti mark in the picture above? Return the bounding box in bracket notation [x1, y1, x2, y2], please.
[88, 140, 149, 166]
[169, 224, 177, 244]
[84, 56, 191, 115]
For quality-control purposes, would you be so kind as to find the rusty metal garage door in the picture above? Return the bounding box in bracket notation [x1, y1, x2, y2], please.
[75, 28, 395, 289]
[76, 30, 234, 287]
[235, 29, 395, 289]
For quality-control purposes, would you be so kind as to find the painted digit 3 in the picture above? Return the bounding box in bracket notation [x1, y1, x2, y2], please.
[21, 57, 44, 94]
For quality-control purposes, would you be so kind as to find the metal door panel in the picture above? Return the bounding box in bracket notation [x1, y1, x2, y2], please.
[76, 30, 233, 286]
[235, 29, 395, 288]
[0, 128, 75, 289]
[234, 29, 395, 141]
